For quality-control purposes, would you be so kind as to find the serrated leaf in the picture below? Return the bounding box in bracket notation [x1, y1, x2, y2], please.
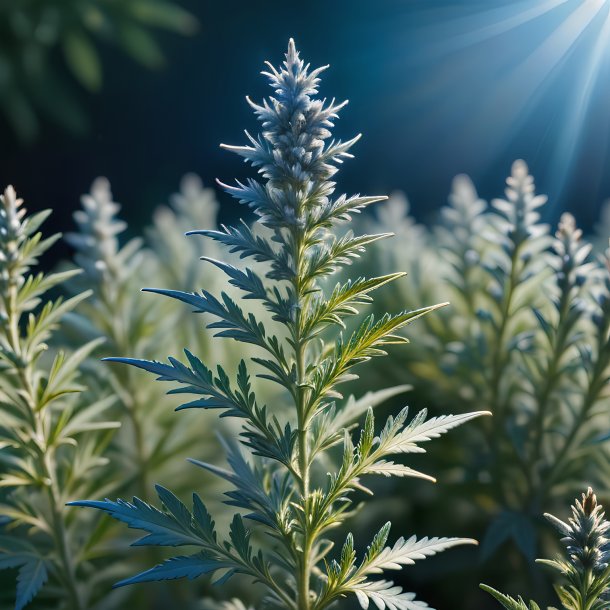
[480, 585, 534, 610]
[363, 534, 476, 574]
[114, 552, 233, 588]
[362, 460, 435, 482]
[15, 557, 48, 610]
[69, 487, 206, 548]
[351, 579, 429, 610]
[382, 410, 490, 455]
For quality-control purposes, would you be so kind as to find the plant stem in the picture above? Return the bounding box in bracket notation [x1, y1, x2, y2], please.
[487, 243, 524, 507]
[488, 244, 520, 423]
[44, 452, 85, 610]
[293, 226, 312, 610]
[296, 354, 312, 610]
[542, 329, 610, 502]
[4, 280, 84, 610]
[527, 283, 571, 503]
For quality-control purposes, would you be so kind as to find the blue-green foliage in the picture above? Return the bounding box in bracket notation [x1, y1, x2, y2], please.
[0, 186, 120, 610]
[73, 40, 486, 609]
[62, 176, 234, 513]
[359, 163, 610, 576]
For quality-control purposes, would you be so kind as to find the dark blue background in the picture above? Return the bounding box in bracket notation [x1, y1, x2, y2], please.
[1, 0, 608, 242]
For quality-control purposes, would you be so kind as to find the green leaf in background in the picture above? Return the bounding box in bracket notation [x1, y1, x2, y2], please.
[63, 30, 102, 91]
[14, 558, 48, 610]
[128, 1, 199, 35]
[357, 158, 610, 600]
[0, 0, 198, 142]
[480, 511, 537, 562]
[118, 23, 166, 69]
[0, 186, 121, 609]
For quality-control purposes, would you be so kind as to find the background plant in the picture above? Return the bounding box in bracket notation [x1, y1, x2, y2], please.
[64, 176, 191, 501]
[73, 40, 487, 610]
[0, 0, 197, 142]
[0, 186, 121, 610]
[482, 487, 610, 610]
[0, 174, 270, 610]
[58, 173, 270, 609]
[352, 161, 610, 608]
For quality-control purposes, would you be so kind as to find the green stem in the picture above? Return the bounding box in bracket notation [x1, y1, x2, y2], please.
[527, 283, 572, 502]
[296, 348, 312, 610]
[293, 227, 312, 610]
[542, 344, 610, 502]
[489, 246, 519, 422]
[44, 452, 85, 610]
[487, 243, 524, 507]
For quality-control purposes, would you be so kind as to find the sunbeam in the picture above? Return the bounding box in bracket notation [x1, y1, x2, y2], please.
[371, 0, 610, 209]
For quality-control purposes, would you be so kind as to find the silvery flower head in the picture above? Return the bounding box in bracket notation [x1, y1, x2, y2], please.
[546, 488, 610, 574]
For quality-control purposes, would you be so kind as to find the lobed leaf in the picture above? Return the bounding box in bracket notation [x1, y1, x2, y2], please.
[114, 553, 234, 588]
[351, 579, 429, 610]
[69, 485, 213, 548]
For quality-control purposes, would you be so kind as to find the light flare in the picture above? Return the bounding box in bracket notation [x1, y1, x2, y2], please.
[386, 0, 610, 207]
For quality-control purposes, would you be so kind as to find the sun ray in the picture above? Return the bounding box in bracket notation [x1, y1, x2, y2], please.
[381, 0, 610, 206]
[421, 0, 569, 59]
[455, 0, 608, 149]
[548, 3, 610, 202]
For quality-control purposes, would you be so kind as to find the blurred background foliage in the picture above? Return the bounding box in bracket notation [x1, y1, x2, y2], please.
[347, 161, 610, 610]
[0, 176, 275, 610]
[0, 0, 197, 142]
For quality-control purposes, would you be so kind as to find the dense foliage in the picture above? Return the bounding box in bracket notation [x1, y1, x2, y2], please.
[0, 185, 119, 609]
[0, 174, 259, 609]
[355, 162, 610, 606]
